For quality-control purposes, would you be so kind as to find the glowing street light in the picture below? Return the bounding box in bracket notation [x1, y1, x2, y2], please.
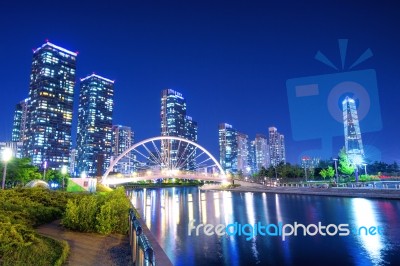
[61, 165, 68, 190]
[2, 148, 13, 190]
[362, 163, 368, 176]
[81, 171, 87, 179]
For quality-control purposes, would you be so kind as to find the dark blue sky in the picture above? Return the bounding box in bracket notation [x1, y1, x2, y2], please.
[0, 0, 399, 163]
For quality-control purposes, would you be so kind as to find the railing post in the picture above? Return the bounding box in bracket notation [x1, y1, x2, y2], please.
[131, 219, 142, 264]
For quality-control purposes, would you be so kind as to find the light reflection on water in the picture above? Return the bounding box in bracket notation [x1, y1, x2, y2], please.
[128, 187, 400, 266]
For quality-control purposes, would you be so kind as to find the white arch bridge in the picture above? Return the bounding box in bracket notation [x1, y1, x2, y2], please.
[102, 136, 228, 185]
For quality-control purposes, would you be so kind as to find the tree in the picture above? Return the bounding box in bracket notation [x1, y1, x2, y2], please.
[319, 168, 328, 180]
[338, 148, 354, 176]
[326, 166, 335, 179]
[0, 158, 42, 186]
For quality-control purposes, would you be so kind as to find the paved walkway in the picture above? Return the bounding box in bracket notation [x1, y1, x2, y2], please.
[36, 220, 133, 266]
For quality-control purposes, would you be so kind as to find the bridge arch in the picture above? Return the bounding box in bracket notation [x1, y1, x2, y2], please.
[102, 136, 226, 184]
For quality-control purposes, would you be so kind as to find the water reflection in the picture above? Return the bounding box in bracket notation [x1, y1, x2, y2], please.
[129, 187, 400, 265]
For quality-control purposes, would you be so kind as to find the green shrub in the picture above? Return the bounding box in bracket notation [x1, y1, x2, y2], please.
[62, 187, 130, 234]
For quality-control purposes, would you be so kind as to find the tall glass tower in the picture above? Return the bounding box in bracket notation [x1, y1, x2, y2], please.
[219, 123, 238, 174]
[343, 96, 364, 162]
[111, 125, 134, 174]
[12, 98, 28, 142]
[268, 127, 286, 166]
[76, 74, 114, 177]
[160, 89, 198, 170]
[255, 134, 269, 171]
[25, 42, 77, 169]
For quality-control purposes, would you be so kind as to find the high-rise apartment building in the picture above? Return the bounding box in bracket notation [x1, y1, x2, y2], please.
[160, 89, 198, 170]
[248, 140, 257, 174]
[12, 99, 29, 142]
[76, 74, 114, 176]
[237, 132, 249, 174]
[218, 123, 238, 174]
[343, 96, 364, 162]
[69, 148, 78, 176]
[268, 127, 286, 166]
[111, 125, 134, 174]
[255, 134, 269, 170]
[25, 42, 77, 169]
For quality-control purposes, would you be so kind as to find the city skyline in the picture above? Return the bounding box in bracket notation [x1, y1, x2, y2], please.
[0, 1, 399, 164]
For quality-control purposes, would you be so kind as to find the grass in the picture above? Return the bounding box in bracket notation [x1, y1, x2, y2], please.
[66, 179, 87, 192]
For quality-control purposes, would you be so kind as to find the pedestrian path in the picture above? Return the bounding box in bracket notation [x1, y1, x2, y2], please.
[36, 220, 133, 266]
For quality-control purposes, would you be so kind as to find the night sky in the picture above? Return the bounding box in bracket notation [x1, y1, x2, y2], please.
[0, 0, 399, 164]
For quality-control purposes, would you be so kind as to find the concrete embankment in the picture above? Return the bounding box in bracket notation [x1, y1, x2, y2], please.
[201, 185, 400, 200]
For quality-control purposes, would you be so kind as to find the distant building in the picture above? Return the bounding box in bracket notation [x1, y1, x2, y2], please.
[268, 127, 286, 166]
[218, 123, 238, 174]
[111, 125, 134, 174]
[247, 140, 257, 174]
[11, 99, 28, 143]
[255, 134, 269, 171]
[237, 132, 249, 175]
[160, 89, 198, 170]
[76, 74, 114, 177]
[343, 96, 364, 163]
[24, 41, 77, 170]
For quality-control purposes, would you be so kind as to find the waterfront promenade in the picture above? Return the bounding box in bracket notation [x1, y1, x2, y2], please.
[37, 220, 133, 266]
[202, 180, 400, 199]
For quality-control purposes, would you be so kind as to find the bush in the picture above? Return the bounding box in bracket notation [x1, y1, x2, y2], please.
[62, 187, 130, 234]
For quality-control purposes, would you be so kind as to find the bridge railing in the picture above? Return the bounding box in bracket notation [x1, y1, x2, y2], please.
[129, 208, 173, 266]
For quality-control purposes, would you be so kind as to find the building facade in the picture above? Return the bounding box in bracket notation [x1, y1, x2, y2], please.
[268, 127, 286, 166]
[218, 123, 238, 174]
[237, 132, 249, 175]
[12, 99, 29, 143]
[76, 74, 114, 177]
[342, 96, 364, 162]
[160, 89, 198, 170]
[111, 125, 134, 174]
[24, 42, 77, 169]
[255, 134, 269, 171]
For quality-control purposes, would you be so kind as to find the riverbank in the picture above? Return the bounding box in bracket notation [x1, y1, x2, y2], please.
[201, 185, 400, 199]
[37, 220, 133, 266]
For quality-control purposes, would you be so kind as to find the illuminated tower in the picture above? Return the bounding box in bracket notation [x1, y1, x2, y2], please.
[25, 42, 77, 169]
[268, 127, 285, 166]
[12, 98, 28, 142]
[160, 89, 197, 170]
[218, 123, 238, 174]
[111, 125, 134, 174]
[76, 74, 114, 176]
[343, 96, 364, 162]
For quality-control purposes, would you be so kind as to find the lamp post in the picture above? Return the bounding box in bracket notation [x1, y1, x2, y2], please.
[2, 148, 13, 190]
[61, 165, 68, 190]
[362, 163, 367, 176]
[43, 161, 47, 180]
[333, 158, 339, 183]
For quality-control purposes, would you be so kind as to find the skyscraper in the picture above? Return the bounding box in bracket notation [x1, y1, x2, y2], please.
[255, 134, 269, 170]
[268, 127, 286, 166]
[343, 96, 364, 162]
[76, 74, 114, 176]
[25, 42, 77, 169]
[111, 125, 134, 174]
[248, 140, 257, 174]
[11, 99, 28, 143]
[219, 123, 238, 174]
[160, 89, 198, 170]
[237, 132, 249, 175]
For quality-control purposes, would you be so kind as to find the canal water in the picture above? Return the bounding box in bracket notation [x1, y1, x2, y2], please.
[128, 187, 400, 265]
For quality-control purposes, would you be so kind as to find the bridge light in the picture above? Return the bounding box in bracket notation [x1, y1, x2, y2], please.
[131, 172, 137, 177]
[146, 170, 152, 176]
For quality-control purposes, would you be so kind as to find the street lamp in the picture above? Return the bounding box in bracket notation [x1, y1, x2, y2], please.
[333, 158, 339, 183]
[2, 148, 13, 190]
[43, 161, 47, 180]
[362, 163, 368, 176]
[61, 165, 68, 190]
[81, 171, 87, 179]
